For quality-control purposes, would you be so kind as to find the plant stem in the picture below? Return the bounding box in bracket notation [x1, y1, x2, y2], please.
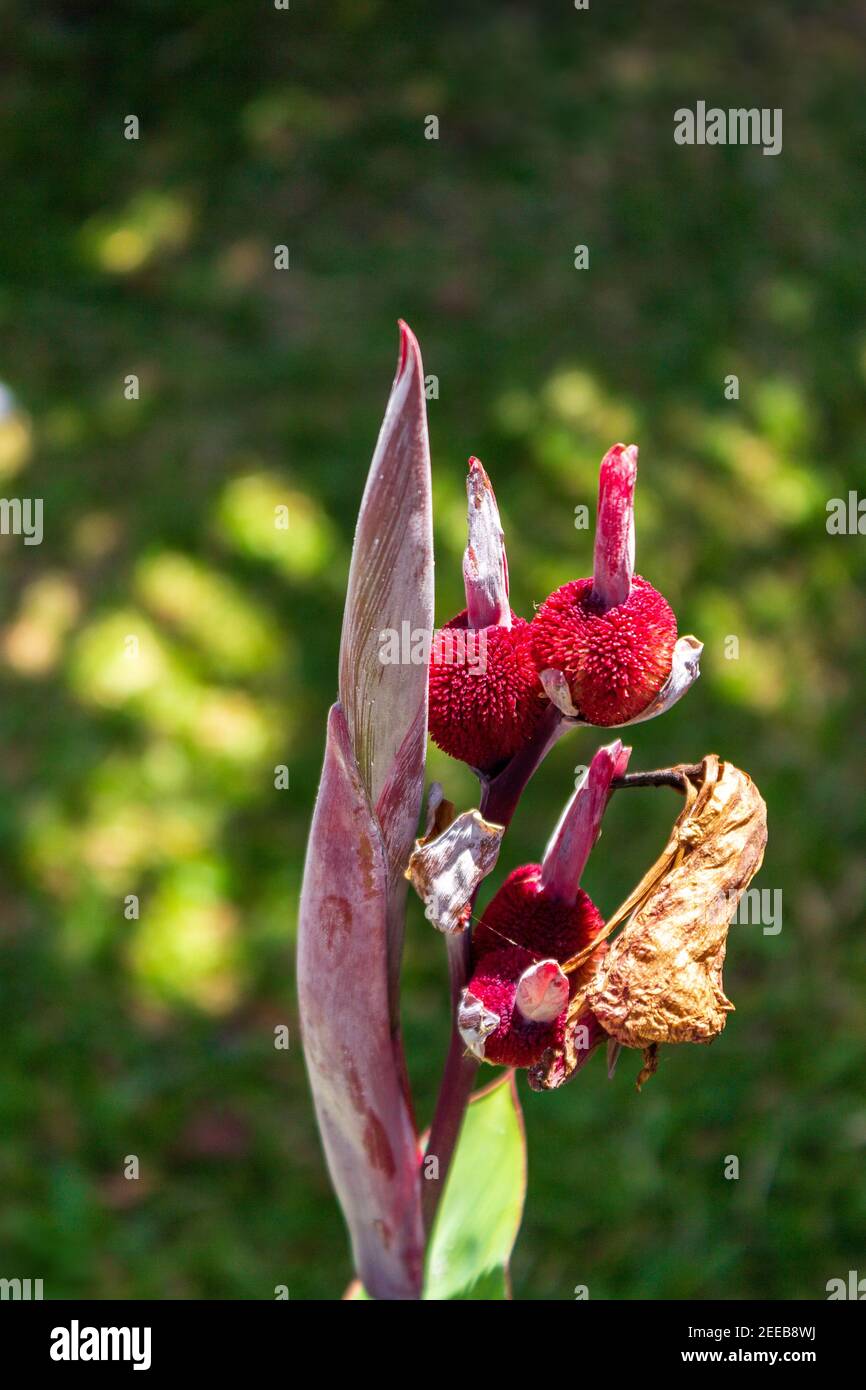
[422, 704, 568, 1234]
[421, 929, 478, 1232]
[611, 763, 702, 792]
[422, 751, 705, 1231]
[481, 704, 567, 824]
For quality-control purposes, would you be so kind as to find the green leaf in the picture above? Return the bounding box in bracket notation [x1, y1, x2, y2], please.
[343, 1074, 526, 1302]
[423, 1072, 526, 1300]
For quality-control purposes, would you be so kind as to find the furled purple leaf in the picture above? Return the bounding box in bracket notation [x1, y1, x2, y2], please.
[299, 324, 433, 1299]
[338, 323, 434, 997]
[298, 703, 424, 1300]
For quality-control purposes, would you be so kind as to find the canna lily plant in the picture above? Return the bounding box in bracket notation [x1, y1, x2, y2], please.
[298, 324, 768, 1301]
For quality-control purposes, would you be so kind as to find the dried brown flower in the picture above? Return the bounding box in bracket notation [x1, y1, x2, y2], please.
[530, 755, 768, 1091]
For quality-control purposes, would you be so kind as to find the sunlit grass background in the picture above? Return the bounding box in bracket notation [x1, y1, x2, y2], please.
[1, 2, 864, 1299]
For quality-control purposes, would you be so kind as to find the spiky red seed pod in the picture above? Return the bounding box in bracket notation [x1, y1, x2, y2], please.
[531, 574, 678, 726]
[428, 609, 546, 773]
[463, 946, 569, 1068]
[472, 863, 604, 962]
[458, 742, 629, 1069]
[530, 443, 682, 726]
[463, 865, 607, 1068]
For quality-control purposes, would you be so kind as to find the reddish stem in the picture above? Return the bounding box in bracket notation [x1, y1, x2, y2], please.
[421, 927, 477, 1233]
[421, 703, 568, 1233]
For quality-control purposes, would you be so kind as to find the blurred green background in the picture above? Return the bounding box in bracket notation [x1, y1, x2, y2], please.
[1, 1, 864, 1300]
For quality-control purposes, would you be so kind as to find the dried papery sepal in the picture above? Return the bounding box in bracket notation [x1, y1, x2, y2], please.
[406, 803, 505, 935]
[539, 634, 703, 725]
[457, 988, 501, 1059]
[528, 999, 608, 1091]
[537, 668, 579, 717]
[614, 633, 703, 725]
[463, 456, 510, 629]
[421, 782, 456, 839]
[635, 1045, 660, 1091]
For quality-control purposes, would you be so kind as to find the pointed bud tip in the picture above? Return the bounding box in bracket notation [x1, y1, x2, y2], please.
[395, 319, 421, 381]
[467, 456, 496, 506]
[467, 455, 488, 480]
[614, 743, 632, 777]
[602, 441, 639, 477]
[540, 739, 632, 901]
[463, 454, 510, 627]
[593, 442, 638, 610]
[600, 737, 631, 780]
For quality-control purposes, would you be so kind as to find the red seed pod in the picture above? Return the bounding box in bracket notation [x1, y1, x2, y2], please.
[458, 743, 629, 1068]
[461, 868, 606, 1068]
[427, 456, 548, 773]
[459, 946, 570, 1068]
[531, 444, 679, 726]
[531, 574, 678, 726]
[428, 610, 546, 772]
[472, 863, 604, 962]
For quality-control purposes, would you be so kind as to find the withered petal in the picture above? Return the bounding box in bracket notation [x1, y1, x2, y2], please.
[586, 756, 768, 1048]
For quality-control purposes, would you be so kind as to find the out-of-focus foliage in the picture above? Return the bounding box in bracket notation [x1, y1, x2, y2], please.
[0, 1, 864, 1299]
